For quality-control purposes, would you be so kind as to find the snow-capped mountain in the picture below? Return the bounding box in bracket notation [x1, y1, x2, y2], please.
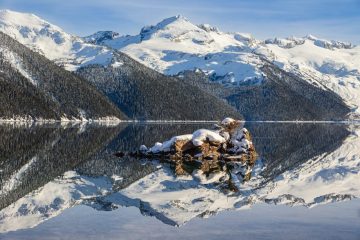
[88, 15, 265, 86]
[261, 36, 360, 114]
[85, 15, 360, 116]
[0, 10, 241, 121]
[0, 9, 114, 71]
[0, 9, 357, 120]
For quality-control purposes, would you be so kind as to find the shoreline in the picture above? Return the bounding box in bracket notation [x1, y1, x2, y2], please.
[1, 119, 360, 126]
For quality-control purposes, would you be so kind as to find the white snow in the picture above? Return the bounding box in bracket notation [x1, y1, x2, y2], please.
[146, 118, 248, 153]
[191, 129, 225, 146]
[111, 61, 124, 68]
[0, 171, 112, 233]
[0, 9, 113, 71]
[149, 134, 193, 153]
[258, 39, 360, 115]
[92, 15, 264, 86]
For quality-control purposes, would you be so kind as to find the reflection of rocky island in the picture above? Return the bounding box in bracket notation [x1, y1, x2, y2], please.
[128, 118, 258, 192]
[0, 122, 359, 231]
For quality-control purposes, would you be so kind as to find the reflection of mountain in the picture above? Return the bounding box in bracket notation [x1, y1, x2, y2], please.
[0, 124, 122, 210]
[0, 123, 359, 232]
[101, 124, 359, 226]
[0, 123, 213, 232]
[245, 123, 350, 180]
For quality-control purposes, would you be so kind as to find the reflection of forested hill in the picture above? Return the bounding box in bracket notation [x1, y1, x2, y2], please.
[0, 125, 122, 210]
[245, 123, 349, 181]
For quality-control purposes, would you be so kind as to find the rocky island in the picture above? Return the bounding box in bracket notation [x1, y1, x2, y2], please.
[116, 118, 258, 192]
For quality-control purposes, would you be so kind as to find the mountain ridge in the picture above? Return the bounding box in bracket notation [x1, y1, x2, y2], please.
[82, 14, 360, 118]
[0, 9, 357, 121]
[0, 10, 242, 121]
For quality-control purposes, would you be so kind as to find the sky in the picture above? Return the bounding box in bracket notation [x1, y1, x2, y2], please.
[0, 0, 359, 44]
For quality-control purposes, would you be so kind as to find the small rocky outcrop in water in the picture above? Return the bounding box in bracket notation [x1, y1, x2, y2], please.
[118, 118, 257, 192]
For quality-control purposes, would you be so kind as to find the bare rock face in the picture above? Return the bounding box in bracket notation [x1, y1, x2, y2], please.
[127, 118, 258, 191]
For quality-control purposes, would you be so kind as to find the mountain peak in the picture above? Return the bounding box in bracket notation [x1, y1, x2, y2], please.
[197, 23, 219, 33]
[139, 15, 195, 41]
[142, 15, 190, 31]
[83, 31, 120, 44]
[0, 9, 51, 28]
[160, 14, 189, 24]
[304, 34, 354, 49]
[265, 34, 354, 50]
[305, 34, 318, 41]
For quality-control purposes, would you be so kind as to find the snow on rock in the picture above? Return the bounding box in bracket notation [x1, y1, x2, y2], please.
[149, 134, 193, 153]
[136, 118, 256, 180]
[144, 118, 246, 154]
[191, 129, 225, 146]
[221, 117, 236, 126]
[228, 128, 252, 154]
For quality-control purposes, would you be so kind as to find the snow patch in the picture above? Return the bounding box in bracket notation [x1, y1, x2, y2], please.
[0, 47, 37, 85]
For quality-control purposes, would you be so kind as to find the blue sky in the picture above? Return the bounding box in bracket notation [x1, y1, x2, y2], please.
[1, 0, 359, 43]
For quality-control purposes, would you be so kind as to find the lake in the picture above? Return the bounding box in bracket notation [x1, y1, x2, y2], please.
[0, 122, 359, 239]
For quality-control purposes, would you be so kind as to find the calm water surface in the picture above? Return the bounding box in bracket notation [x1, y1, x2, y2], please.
[0, 122, 359, 239]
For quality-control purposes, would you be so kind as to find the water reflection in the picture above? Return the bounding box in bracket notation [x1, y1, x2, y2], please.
[0, 122, 359, 233]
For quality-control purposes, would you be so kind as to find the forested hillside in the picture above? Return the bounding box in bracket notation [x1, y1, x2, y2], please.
[77, 51, 242, 120]
[0, 32, 126, 120]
